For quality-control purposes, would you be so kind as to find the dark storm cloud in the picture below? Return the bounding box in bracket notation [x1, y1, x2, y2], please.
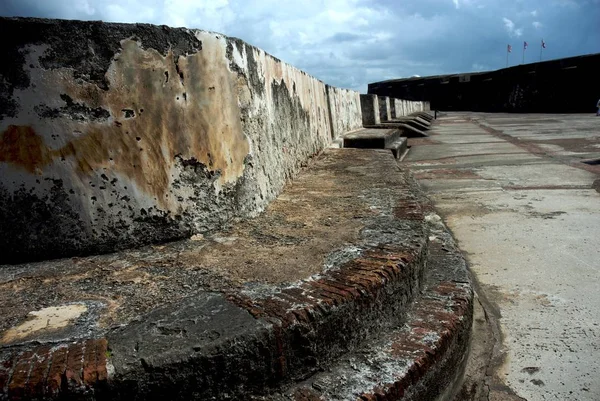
[1, 0, 598, 92]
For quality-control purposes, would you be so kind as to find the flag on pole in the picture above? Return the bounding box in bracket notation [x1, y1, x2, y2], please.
[524, 41, 528, 50]
[540, 39, 546, 61]
[507, 44, 512, 53]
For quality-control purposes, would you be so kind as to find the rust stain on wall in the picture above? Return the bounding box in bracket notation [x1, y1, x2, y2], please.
[1, 38, 249, 204]
[0, 125, 51, 174]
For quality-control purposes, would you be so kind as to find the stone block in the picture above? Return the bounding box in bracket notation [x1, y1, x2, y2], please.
[378, 96, 391, 121]
[360, 94, 380, 126]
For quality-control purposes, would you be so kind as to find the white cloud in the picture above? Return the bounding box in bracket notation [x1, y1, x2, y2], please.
[503, 17, 515, 30]
[453, 0, 460, 9]
[503, 17, 523, 37]
[531, 10, 538, 16]
[533, 21, 543, 29]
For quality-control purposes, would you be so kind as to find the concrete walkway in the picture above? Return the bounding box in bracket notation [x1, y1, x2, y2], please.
[405, 113, 600, 401]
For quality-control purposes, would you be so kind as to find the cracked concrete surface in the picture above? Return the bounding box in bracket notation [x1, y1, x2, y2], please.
[406, 113, 600, 401]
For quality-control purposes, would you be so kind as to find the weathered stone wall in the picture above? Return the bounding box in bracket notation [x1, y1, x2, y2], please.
[391, 99, 426, 118]
[378, 96, 391, 122]
[325, 85, 362, 139]
[359, 94, 380, 126]
[0, 18, 359, 263]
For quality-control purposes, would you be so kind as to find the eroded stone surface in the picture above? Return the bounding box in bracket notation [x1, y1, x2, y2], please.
[0, 148, 420, 336]
[1, 304, 88, 344]
[0, 301, 105, 347]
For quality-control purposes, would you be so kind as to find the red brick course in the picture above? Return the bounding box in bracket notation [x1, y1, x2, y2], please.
[227, 246, 422, 332]
[358, 281, 472, 400]
[278, 275, 471, 401]
[1, 339, 108, 399]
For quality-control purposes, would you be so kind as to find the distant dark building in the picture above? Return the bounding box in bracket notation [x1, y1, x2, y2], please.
[368, 53, 600, 113]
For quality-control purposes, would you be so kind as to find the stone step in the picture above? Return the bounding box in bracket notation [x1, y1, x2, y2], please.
[387, 138, 408, 159]
[411, 112, 434, 122]
[389, 118, 430, 131]
[258, 214, 473, 401]
[363, 123, 428, 138]
[343, 128, 402, 149]
[0, 149, 455, 401]
[393, 115, 431, 126]
[415, 117, 432, 127]
[342, 129, 410, 160]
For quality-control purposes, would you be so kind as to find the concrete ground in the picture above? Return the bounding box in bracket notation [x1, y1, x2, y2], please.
[405, 113, 600, 401]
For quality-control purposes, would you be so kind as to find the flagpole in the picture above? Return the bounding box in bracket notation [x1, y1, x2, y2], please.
[540, 39, 543, 62]
[506, 49, 509, 68]
[522, 46, 525, 64]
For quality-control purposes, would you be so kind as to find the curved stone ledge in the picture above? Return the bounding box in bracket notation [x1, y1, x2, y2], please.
[0, 149, 448, 400]
[0, 164, 473, 401]
[265, 214, 473, 401]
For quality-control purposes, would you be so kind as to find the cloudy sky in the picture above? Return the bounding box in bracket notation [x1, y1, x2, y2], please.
[1, 0, 599, 92]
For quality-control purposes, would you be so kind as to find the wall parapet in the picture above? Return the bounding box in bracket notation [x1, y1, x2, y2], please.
[0, 17, 425, 264]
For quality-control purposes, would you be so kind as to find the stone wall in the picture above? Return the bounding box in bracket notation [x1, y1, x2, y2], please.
[378, 96, 391, 122]
[325, 85, 362, 138]
[359, 94, 380, 126]
[391, 99, 427, 118]
[0, 18, 358, 263]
